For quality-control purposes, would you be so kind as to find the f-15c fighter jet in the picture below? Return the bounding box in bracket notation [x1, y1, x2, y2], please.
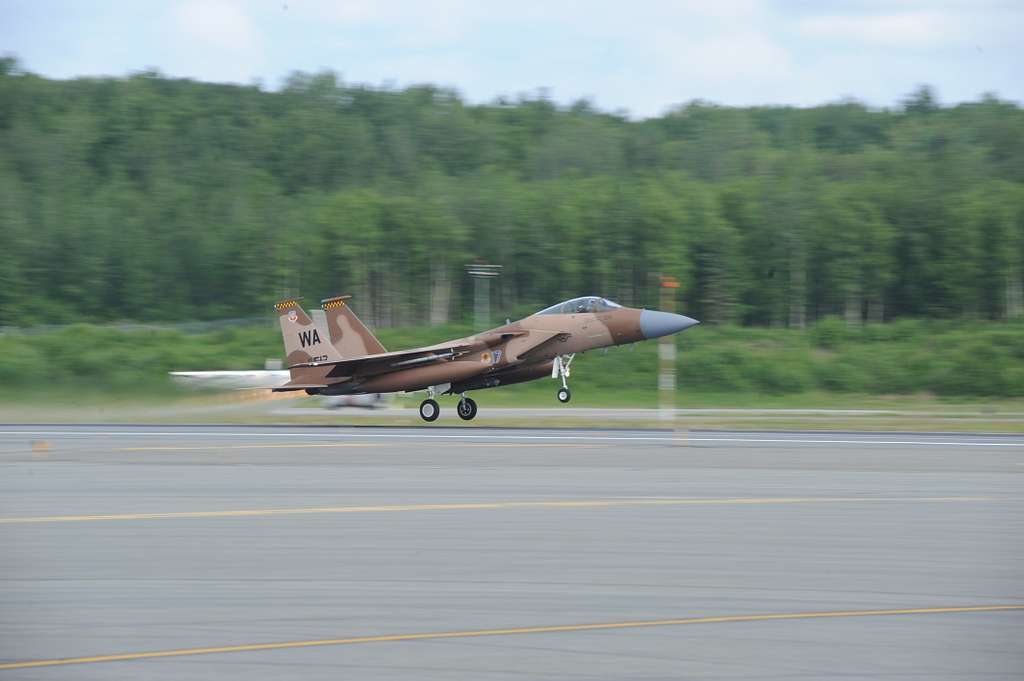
[273, 295, 699, 422]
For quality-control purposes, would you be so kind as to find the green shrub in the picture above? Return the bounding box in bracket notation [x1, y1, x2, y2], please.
[1, 319, 1022, 399]
[927, 339, 1019, 396]
[808, 316, 850, 348]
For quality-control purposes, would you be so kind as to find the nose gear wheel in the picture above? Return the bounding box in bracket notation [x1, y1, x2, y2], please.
[553, 354, 575, 404]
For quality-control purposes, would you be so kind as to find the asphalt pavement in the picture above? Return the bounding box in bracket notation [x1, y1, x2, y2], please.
[1, 426, 1022, 679]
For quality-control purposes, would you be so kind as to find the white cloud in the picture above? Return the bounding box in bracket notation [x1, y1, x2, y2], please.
[174, 0, 260, 53]
[2, 0, 1019, 116]
[302, 0, 484, 47]
[656, 29, 794, 83]
[167, 0, 266, 83]
[797, 11, 966, 48]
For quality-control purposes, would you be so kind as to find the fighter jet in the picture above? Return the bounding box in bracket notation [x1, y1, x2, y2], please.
[274, 295, 699, 421]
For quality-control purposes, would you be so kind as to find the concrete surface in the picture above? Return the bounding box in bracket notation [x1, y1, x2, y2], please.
[1, 426, 1022, 679]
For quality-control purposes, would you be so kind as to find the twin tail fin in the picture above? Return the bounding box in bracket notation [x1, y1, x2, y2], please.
[274, 299, 342, 367]
[320, 295, 386, 358]
[274, 295, 385, 370]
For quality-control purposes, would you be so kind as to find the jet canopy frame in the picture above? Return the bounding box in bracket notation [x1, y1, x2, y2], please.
[535, 296, 622, 315]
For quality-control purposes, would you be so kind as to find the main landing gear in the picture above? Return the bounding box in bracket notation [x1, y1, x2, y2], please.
[418, 390, 478, 422]
[419, 398, 439, 422]
[553, 354, 575, 403]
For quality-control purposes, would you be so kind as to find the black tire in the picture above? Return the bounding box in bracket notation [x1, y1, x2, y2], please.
[419, 398, 440, 422]
[457, 397, 478, 421]
[557, 388, 571, 403]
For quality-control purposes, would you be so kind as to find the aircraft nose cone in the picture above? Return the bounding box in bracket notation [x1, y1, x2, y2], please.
[639, 310, 700, 339]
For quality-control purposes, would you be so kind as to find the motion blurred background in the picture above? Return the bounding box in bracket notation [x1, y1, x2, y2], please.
[1, 1, 1022, 420]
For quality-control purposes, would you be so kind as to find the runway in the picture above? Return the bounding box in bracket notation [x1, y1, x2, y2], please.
[1, 426, 1022, 679]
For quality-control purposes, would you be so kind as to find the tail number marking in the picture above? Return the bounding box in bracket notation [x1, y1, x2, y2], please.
[299, 329, 322, 348]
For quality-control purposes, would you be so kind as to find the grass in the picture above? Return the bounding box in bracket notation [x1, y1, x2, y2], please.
[3, 386, 1024, 432]
[1, 318, 1023, 425]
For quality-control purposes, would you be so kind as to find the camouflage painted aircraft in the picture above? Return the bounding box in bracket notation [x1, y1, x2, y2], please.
[273, 295, 699, 421]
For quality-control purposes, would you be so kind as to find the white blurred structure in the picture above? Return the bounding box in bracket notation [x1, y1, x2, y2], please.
[170, 369, 290, 390]
[170, 361, 383, 409]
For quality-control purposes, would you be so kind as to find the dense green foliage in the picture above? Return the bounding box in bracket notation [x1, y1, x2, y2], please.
[2, 320, 1022, 398]
[1, 58, 1023, 328]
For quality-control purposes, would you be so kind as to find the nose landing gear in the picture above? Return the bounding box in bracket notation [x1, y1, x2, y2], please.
[552, 354, 575, 404]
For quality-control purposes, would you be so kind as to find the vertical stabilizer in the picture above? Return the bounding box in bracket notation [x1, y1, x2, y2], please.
[274, 299, 343, 367]
[321, 295, 387, 359]
[311, 309, 331, 342]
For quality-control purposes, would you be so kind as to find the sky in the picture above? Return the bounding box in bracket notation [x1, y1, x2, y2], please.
[3, 0, 1021, 118]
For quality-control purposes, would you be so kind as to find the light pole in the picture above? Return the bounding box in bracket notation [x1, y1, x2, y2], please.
[657, 275, 680, 425]
[465, 263, 502, 328]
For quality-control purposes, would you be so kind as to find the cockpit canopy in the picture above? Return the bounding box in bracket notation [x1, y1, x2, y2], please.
[535, 296, 623, 315]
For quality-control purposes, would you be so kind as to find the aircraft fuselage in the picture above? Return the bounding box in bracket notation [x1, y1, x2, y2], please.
[314, 302, 696, 397]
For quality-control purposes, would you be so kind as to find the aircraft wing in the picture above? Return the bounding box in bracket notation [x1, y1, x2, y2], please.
[506, 329, 571, 361]
[273, 329, 567, 393]
[287, 341, 479, 377]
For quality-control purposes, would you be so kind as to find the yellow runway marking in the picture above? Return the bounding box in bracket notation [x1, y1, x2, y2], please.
[116, 444, 385, 448]
[0, 496, 989, 524]
[116, 442, 603, 452]
[445, 443, 606, 448]
[117, 443, 385, 451]
[1, 605, 1020, 670]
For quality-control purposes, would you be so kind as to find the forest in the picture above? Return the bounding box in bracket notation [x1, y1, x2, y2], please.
[1, 56, 1023, 329]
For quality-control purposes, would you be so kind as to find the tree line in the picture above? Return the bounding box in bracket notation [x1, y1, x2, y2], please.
[1, 57, 1022, 328]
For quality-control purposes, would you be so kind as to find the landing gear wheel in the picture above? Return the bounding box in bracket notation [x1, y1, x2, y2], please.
[553, 354, 574, 405]
[419, 398, 440, 422]
[457, 397, 478, 421]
